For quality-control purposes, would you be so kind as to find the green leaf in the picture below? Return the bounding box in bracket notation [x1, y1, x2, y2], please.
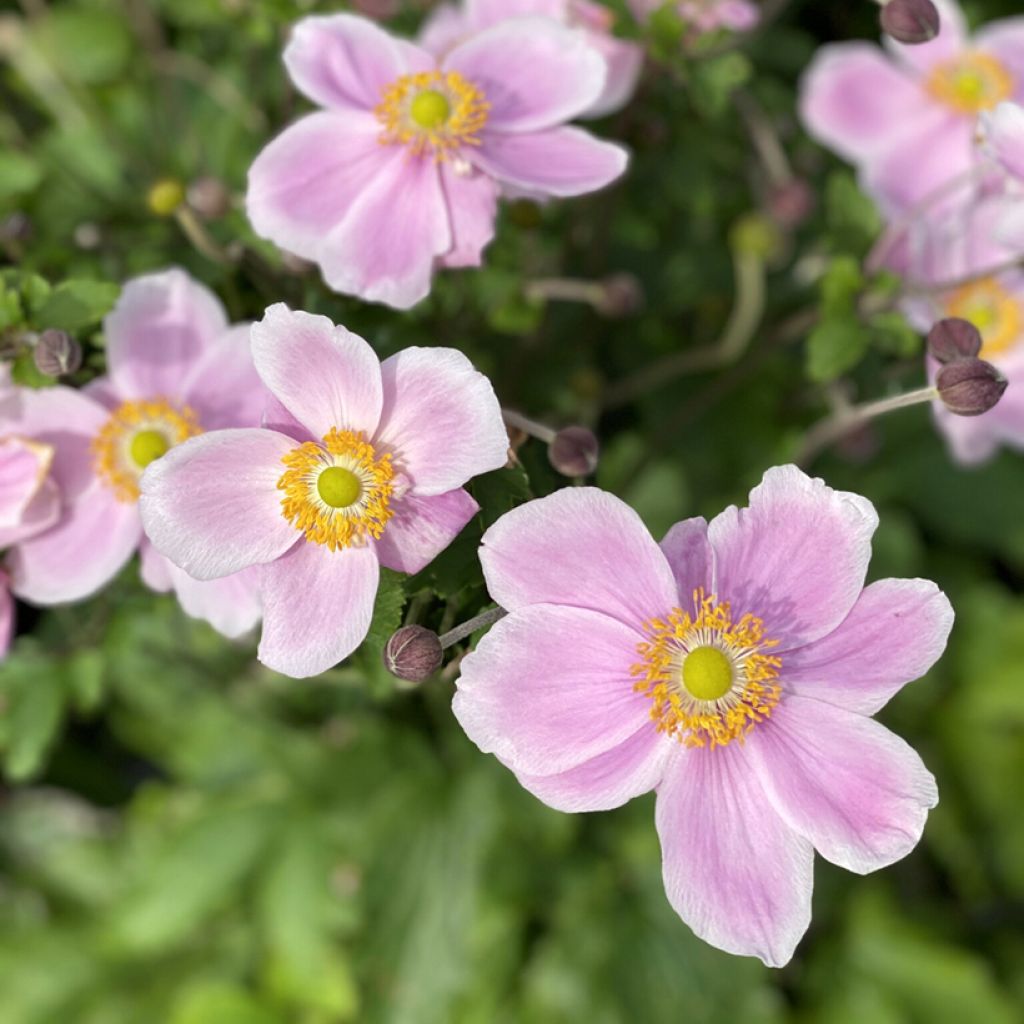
[364, 568, 406, 652]
[825, 171, 883, 253]
[34, 9, 132, 85]
[806, 317, 870, 382]
[870, 311, 921, 358]
[820, 256, 864, 318]
[471, 465, 531, 529]
[170, 982, 283, 1024]
[0, 655, 66, 781]
[691, 53, 753, 119]
[0, 151, 42, 203]
[36, 280, 119, 331]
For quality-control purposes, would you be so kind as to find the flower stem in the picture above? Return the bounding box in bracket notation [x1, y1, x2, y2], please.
[502, 408, 556, 444]
[439, 606, 506, 650]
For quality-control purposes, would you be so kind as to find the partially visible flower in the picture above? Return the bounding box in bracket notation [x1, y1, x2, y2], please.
[454, 469, 952, 966]
[935, 356, 1008, 415]
[2, 269, 268, 638]
[246, 13, 628, 309]
[629, 0, 760, 37]
[800, 0, 1024, 214]
[419, 0, 643, 119]
[981, 100, 1024, 181]
[139, 304, 509, 678]
[880, 0, 940, 46]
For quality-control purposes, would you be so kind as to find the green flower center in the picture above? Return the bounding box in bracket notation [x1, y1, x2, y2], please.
[409, 90, 451, 130]
[317, 466, 362, 509]
[130, 429, 170, 469]
[682, 646, 733, 702]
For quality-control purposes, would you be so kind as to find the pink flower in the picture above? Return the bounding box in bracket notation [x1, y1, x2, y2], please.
[453, 468, 953, 966]
[0, 434, 62, 659]
[800, 0, 1024, 214]
[982, 100, 1024, 182]
[2, 268, 268, 638]
[419, 0, 644, 119]
[139, 304, 509, 678]
[628, 0, 760, 36]
[246, 13, 628, 309]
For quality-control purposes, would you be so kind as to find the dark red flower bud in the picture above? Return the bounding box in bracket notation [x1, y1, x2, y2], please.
[881, 0, 940, 45]
[927, 317, 982, 364]
[187, 176, 231, 220]
[33, 329, 82, 377]
[383, 625, 443, 683]
[596, 273, 645, 317]
[548, 426, 600, 477]
[936, 358, 1007, 416]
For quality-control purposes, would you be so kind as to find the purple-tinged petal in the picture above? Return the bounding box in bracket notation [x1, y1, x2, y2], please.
[10, 485, 141, 604]
[284, 13, 431, 112]
[319, 149, 450, 309]
[246, 111, 391, 260]
[468, 0, 567, 23]
[139, 540, 173, 593]
[983, 101, 1024, 180]
[0, 437, 60, 546]
[472, 126, 628, 197]
[104, 269, 229, 402]
[480, 486, 678, 626]
[799, 44, 937, 163]
[708, 465, 879, 651]
[375, 346, 507, 497]
[419, 3, 467, 57]
[169, 563, 262, 640]
[0, 477, 59, 549]
[138, 429, 299, 581]
[747, 696, 938, 875]
[884, 0, 968, 75]
[375, 488, 479, 575]
[250, 305, 383, 440]
[453, 603, 652, 775]
[181, 324, 267, 431]
[584, 32, 644, 119]
[258, 542, 378, 678]
[783, 578, 954, 715]
[659, 517, 713, 604]
[969, 16, 1024, 85]
[444, 19, 606, 132]
[438, 163, 499, 268]
[512, 724, 669, 812]
[655, 743, 814, 968]
[0, 578, 13, 659]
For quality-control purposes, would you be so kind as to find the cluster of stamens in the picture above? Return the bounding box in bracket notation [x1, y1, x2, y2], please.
[945, 277, 1022, 358]
[926, 51, 1013, 113]
[375, 70, 489, 159]
[278, 428, 394, 551]
[632, 589, 782, 748]
[92, 398, 201, 502]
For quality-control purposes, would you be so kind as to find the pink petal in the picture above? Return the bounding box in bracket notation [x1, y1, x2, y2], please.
[783, 578, 954, 715]
[374, 346, 507, 497]
[512, 724, 669, 812]
[284, 13, 430, 112]
[659, 516, 712, 602]
[319, 148, 451, 309]
[10, 485, 141, 604]
[708, 465, 878, 651]
[104, 269, 229, 402]
[246, 111, 391, 261]
[468, 0, 567, 24]
[419, 3, 467, 57]
[799, 44, 936, 163]
[452, 603, 653, 775]
[375, 488, 479, 575]
[0, 437, 59, 545]
[480, 486, 678, 626]
[747, 696, 938, 875]
[169, 563, 262, 640]
[884, 0, 968, 75]
[138, 429, 299, 581]
[983, 101, 1024, 181]
[655, 744, 814, 968]
[472, 126, 628, 197]
[584, 33, 644, 119]
[139, 540, 173, 592]
[258, 541, 378, 678]
[0, 580, 13, 659]
[438, 163, 499, 269]
[0, 477, 59, 549]
[250, 304, 383, 440]
[976, 17, 1024, 87]
[444, 18, 607, 132]
[181, 324, 267, 431]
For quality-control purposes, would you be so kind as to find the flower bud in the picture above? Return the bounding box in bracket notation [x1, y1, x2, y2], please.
[383, 625, 443, 683]
[187, 176, 231, 220]
[147, 178, 185, 217]
[881, 0, 940, 45]
[548, 426, 599, 477]
[0, 212, 32, 244]
[596, 273, 644, 317]
[927, 317, 982, 364]
[936, 358, 1007, 416]
[33, 329, 82, 377]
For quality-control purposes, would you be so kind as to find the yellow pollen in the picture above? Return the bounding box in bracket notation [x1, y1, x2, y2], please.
[945, 277, 1022, 358]
[926, 52, 1014, 113]
[93, 398, 201, 502]
[278, 428, 394, 552]
[375, 70, 489, 160]
[631, 589, 782, 749]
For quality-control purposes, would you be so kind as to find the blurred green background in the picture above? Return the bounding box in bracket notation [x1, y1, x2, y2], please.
[2, 0, 1024, 1021]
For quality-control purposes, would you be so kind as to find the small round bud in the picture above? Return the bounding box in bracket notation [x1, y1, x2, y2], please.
[596, 273, 644, 318]
[73, 222, 102, 250]
[936, 358, 1008, 416]
[0, 212, 33, 245]
[33, 329, 82, 377]
[548, 426, 600, 477]
[927, 317, 982, 364]
[147, 178, 185, 217]
[767, 179, 815, 230]
[881, 0, 940, 45]
[187, 176, 231, 220]
[383, 625, 443, 683]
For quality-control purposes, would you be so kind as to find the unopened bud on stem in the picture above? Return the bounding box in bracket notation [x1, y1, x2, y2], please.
[33, 329, 82, 377]
[936, 358, 1007, 416]
[383, 625, 443, 683]
[927, 317, 982, 363]
[881, 0, 940, 45]
[548, 426, 600, 477]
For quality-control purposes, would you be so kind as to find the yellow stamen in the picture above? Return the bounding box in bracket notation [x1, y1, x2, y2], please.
[93, 399, 201, 502]
[631, 588, 782, 749]
[926, 52, 1014, 113]
[375, 70, 489, 160]
[278, 429, 394, 551]
[945, 277, 1023, 358]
